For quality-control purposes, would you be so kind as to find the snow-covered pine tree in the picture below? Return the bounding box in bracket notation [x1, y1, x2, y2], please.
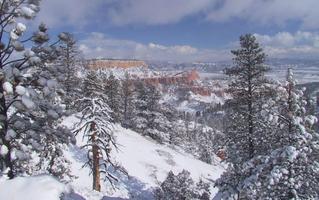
[184, 111, 192, 139]
[131, 80, 172, 143]
[144, 84, 167, 142]
[132, 81, 149, 133]
[55, 32, 81, 111]
[155, 170, 208, 200]
[197, 178, 211, 200]
[239, 69, 319, 199]
[216, 34, 272, 198]
[103, 73, 121, 123]
[0, 1, 73, 179]
[224, 33, 270, 163]
[198, 134, 213, 165]
[74, 71, 126, 191]
[31, 58, 74, 180]
[120, 72, 135, 128]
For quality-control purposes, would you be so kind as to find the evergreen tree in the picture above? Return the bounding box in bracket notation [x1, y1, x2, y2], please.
[197, 179, 211, 200]
[104, 73, 121, 122]
[55, 32, 81, 110]
[216, 34, 271, 198]
[120, 72, 135, 128]
[0, 1, 73, 179]
[224, 33, 270, 163]
[74, 71, 126, 191]
[238, 69, 319, 199]
[134, 82, 171, 143]
[155, 170, 210, 200]
[34, 60, 74, 181]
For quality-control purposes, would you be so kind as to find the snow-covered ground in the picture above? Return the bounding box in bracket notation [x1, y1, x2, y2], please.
[0, 176, 70, 200]
[62, 115, 224, 199]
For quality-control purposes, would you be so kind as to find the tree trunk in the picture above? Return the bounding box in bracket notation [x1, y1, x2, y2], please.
[91, 122, 101, 192]
[287, 75, 295, 199]
[247, 67, 254, 159]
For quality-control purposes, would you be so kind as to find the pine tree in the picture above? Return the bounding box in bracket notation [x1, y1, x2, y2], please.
[55, 32, 81, 110]
[120, 72, 135, 128]
[34, 61, 74, 181]
[0, 1, 73, 179]
[74, 71, 126, 191]
[197, 179, 211, 200]
[216, 34, 272, 198]
[224, 33, 270, 163]
[155, 170, 209, 200]
[239, 69, 319, 199]
[130, 81, 173, 143]
[104, 73, 121, 123]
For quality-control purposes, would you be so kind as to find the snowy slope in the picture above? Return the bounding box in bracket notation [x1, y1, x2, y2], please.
[62, 115, 224, 199]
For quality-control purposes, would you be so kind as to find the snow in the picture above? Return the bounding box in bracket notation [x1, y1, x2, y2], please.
[47, 79, 58, 89]
[0, 176, 70, 200]
[284, 146, 298, 162]
[10, 30, 19, 40]
[5, 129, 17, 140]
[3, 81, 13, 94]
[16, 23, 26, 33]
[189, 93, 224, 104]
[15, 85, 26, 95]
[58, 32, 69, 42]
[24, 49, 35, 58]
[21, 95, 35, 109]
[20, 6, 35, 18]
[0, 145, 8, 156]
[114, 126, 223, 185]
[12, 41, 24, 51]
[48, 109, 59, 119]
[305, 115, 318, 126]
[62, 115, 224, 199]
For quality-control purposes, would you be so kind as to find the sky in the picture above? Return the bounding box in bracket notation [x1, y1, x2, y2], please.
[33, 0, 319, 62]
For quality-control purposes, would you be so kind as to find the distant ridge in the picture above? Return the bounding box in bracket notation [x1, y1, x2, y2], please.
[87, 58, 148, 69]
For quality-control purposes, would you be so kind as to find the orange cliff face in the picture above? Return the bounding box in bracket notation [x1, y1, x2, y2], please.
[87, 59, 148, 69]
[187, 69, 200, 82]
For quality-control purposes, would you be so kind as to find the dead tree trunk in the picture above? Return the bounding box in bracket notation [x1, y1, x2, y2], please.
[91, 122, 101, 192]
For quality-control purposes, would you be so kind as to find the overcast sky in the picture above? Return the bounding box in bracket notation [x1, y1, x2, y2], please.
[34, 0, 319, 62]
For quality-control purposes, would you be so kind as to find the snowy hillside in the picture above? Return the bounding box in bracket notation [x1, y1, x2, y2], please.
[62, 115, 224, 199]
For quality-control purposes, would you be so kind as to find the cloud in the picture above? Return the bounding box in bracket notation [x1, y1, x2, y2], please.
[35, 0, 105, 28]
[254, 31, 319, 59]
[107, 0, 319, 29]
[107, 0, 212, 25]
[79, 32, 231, 62]
[79, 31, 319, 62]
[207, 0, 319, 29]
[34, 0, 319, 31]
